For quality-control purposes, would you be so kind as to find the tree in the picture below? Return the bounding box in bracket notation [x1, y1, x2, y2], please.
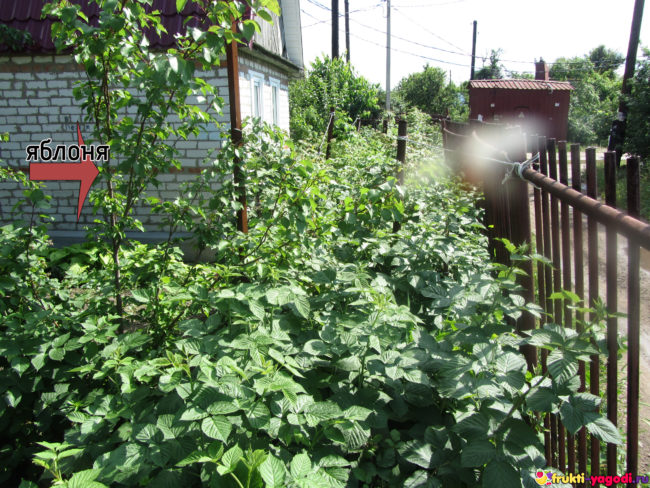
[625, 48, 650, 160]
[589, 45, 625, 74]
[288, 56, 381, 141]
[549, 56, 593, 81]
[475, 49, 503, 80]
[507, 70, 534, 80]
[42, 0, 279, 323]
[393, 64, 468, 119]
[550, 52, 621, 144]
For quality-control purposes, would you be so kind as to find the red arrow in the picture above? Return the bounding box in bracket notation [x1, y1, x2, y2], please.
[29, 124, 99, 221]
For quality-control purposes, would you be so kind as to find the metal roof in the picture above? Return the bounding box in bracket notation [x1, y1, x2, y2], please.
[469, 79, 574, 91]
[0, 0, 248, 53]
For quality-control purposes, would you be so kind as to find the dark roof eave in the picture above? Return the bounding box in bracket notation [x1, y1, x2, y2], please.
[240, 42, 302, 78]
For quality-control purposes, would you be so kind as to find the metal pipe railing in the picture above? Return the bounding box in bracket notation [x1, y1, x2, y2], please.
[522, 168, 650, 250]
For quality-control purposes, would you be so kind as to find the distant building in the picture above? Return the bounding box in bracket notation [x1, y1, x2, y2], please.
[469, 61, 573, 141]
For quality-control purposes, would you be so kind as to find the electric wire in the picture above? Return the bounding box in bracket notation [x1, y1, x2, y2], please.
[391, 0, 471, 7]
[349, 15, 472, 58]
[301, 1, 629, 70]
[391, 6, 470, 54]
[349, 31, 471, 67]
[303, 2, 382, 27]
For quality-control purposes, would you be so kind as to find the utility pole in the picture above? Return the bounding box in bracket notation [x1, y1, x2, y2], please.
[470, 20, 477, 80]
[344, 0, 350, 62]
[385, 0, 391, 110]
[607, 0, 645, 165]
[332, 0, 339, 59]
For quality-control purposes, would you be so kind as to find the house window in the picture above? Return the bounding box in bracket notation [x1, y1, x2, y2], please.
[270, 77, 281, 126]
[253, 80, 263, 118]
[272, 86, 279, 125]
[250, 71, 264, 119]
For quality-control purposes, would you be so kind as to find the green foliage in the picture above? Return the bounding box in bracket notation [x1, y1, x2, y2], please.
[550, 49, 622, 144]
[589, 45, 625, 74]
[393, 64, 468, 120]
[1, 114, 620, 487]
[475, 49, 504, 80]
[625, 48, 650, 161]
[288, 56, 382, 141]
[0, 24, 33, 51]
[0, 5, 623, 487]
[39, 0, 279, 326]
[507, 71, 534, 80]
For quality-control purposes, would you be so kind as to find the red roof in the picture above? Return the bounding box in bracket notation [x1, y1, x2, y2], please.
[469, 79, 573, 91]
[0, 0, 250, 53]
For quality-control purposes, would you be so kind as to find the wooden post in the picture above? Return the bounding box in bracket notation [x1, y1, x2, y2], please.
[332, 0, 339, 59]
[396, 119, 406, 186]
[627, 156, 641, 486]
[470, 20, 477, 80]
[325, 107, 335, 160]
[226, 21, 248, 234]
[393, 119, 406, 233]
[607, 0, 645, 165]
[344, 0, 350, 62]
[385, 0, 391, 110]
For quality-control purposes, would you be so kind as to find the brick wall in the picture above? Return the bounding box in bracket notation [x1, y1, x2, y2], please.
[0, 52, 294, 239]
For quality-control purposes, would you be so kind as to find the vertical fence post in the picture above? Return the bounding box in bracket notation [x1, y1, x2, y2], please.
[325, 107, 335, 160]
[547, 138, 565, 470]
[226, 22, 248, 234]
[396, 119, 407, 187]
[585, 147, 600, 476]
[571, 143, 588, 479]
[393, 119, 407, 232]
[533, 137, 546, 338]
[558, 141, 575, 472]
[604, 150, 618, 476]
[481, 130, 497, 263]
[533, 139, 546, 343]
[537, 135, 554, 467]
[626, 156, 640, 486]
[506, 133, 536, 370]
[485, 125, 511, 267]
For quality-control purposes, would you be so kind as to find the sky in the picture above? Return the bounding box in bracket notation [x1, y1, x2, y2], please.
[299, 0, 650, 90]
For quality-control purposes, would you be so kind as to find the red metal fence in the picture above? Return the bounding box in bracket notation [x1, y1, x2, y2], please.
[441, 120, 650, 486]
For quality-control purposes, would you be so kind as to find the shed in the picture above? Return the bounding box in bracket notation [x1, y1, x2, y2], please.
[469, 61, 573, 141]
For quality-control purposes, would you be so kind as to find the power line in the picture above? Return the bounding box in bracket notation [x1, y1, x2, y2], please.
[350, 15, 470, 58]
[302, 4, 381, 28]
[391, 0, 471, 7]
[305, 0, 330, 10]
[302, 1, 629, 72]
[306, 0, 471, 57]
[349, 31, 471, 67]
[392, 7, 469, 55]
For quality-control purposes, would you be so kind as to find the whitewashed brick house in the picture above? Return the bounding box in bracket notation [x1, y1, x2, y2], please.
[0, 0, 303, 242]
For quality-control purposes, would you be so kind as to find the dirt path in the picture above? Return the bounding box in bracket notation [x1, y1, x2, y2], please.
[527, 187, 650, 475]
[603, 231, 650, 475]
